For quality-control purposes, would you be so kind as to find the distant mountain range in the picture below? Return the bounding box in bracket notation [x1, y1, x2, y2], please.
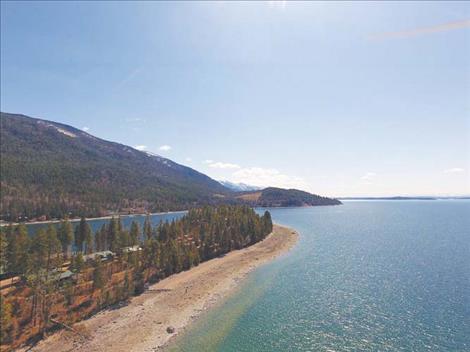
[0, 112, 341, 221]
[218, 180, 262, 192]
[338, 196, 470, 200]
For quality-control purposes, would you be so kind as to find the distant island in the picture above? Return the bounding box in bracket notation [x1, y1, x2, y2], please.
[0, 112, 341, 223]
[339, 196, 470, 200]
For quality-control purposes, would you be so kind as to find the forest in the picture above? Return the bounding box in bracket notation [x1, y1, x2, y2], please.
[0, 205, 273, 349]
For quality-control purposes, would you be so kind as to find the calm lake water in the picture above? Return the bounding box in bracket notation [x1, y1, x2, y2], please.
[26, 211, 186, 237]
[169, 201, 470, 352]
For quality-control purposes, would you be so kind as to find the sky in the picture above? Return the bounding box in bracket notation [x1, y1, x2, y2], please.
[1, 1, 469, 197]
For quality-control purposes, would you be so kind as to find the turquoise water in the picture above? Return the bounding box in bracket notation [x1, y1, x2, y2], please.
[170, 201, 470, 351]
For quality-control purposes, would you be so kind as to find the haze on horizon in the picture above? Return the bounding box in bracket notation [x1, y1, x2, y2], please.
[1, 1, 469, 197]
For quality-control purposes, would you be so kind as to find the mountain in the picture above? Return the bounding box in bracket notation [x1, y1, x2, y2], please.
[218, 180, 262, 192]
[236, 187, 341, 207]
[0, 112, 232, 221]
[0, 112, 342, 222]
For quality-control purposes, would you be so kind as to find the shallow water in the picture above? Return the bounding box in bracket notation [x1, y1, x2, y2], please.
[169, 201, 470, 351]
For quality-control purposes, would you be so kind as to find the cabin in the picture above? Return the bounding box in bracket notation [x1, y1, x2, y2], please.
[84, 250, 115, 262]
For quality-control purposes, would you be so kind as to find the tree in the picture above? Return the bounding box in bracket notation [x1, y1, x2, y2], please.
[107, 217, 119, 253]
[263, 210, 273, 234]
[0, 228, 8, 274]
[6, 224, 30, 276]
[93, 259, 105, 290]
[84, 224, 93, 254]
[71, 253, 85, 273]
[130, 221, 140, 246]
[58, 219, 73, 258]
[0, 297, 13, 343]
[143, 214, 152, 241]
[74, 217, 86, 252]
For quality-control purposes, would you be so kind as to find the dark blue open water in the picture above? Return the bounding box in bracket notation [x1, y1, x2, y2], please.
[170, 201, 470, 351]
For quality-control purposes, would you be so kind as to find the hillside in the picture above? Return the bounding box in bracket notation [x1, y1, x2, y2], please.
[0, 112, 231, 221]
[237, 187, 341, 207]
[0, 112, 341, 222]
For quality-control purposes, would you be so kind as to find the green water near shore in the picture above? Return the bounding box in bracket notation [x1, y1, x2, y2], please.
[168, 201, 470, 352]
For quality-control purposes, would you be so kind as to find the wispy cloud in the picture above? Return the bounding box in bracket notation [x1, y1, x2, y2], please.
[159, 145, 172, 152]
[115, 67, 144, 90]
[203, 159, 214, 164]
[208, 162, 241, 169]
[360, 172, 377, 181]
[185, 157, 192, 162]
[82, 126, 90, 132]
[134, 145, 147, 151]
[444, 167, 464, 174]
[370, 19, 470, 40]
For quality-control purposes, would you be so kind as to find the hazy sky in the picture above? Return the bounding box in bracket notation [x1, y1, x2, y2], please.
[1, 1, 469, 197]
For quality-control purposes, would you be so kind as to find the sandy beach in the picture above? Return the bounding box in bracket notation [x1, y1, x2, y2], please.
[23, 224, 298, 352]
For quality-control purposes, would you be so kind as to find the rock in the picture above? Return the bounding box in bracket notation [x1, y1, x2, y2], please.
[166, 326, 175, 334]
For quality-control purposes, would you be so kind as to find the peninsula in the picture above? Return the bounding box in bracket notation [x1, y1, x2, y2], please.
[18, 224, 298, 352]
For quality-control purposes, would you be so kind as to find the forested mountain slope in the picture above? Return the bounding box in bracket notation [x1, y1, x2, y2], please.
[237, 187, 342, 207]
[0, 113, 340, 222]
[0, 112, 231, 221]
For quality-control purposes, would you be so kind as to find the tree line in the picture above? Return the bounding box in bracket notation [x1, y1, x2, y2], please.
[0, 205, 273, 344]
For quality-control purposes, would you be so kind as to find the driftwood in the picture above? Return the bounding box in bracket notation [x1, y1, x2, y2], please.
[49, 318, 91, 340]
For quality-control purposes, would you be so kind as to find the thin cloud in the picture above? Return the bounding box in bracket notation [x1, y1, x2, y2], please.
[82, 126, 90, 132]
[369, 19, 470, 40]
[115, 67, 144, 90]
[444, 167, 464, 174]
[159, 145, 172, 152]
[208, 162, 241, 170]
[185, 157, 192, 162]
[204, 159, 214, 164]
[134, 145, 147, 151]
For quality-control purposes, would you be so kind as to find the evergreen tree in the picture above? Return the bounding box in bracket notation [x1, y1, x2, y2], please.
[130, 221, 140, 246]
[6, 224, 30, 275]
[74, 217, 88, 252]
[107, 217, 119, 252]
[92, 259, 105, 290]
[0, 228, 7, 274]
[84, 224, 93, 254]
[58, 218, 73, 258]
[0, 297, 13, 343]
[143, 214, 152, 241]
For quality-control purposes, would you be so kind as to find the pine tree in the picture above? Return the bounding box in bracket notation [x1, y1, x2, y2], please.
[0, 227, 8, 274]
[6, 224, 30, 276]
[130, 221, 140, 246]
[93, 259, 105, 290]
[74, 217, 88, 252]
[84, 223, 93, 254]
[58, 218, 73, 258]
[0, 297, 13, 343]
[143, 214, 152, 241]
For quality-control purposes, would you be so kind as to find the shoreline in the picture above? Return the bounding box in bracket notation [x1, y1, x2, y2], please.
[21, 224, 299, 352]
[0, 210, 188, 227]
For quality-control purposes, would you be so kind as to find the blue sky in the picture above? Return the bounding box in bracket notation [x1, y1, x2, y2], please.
[1, 1, 469, 196]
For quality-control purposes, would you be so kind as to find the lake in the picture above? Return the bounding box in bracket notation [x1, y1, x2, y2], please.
[169, 201, 470, 351]
[25, 211, 187, 238]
